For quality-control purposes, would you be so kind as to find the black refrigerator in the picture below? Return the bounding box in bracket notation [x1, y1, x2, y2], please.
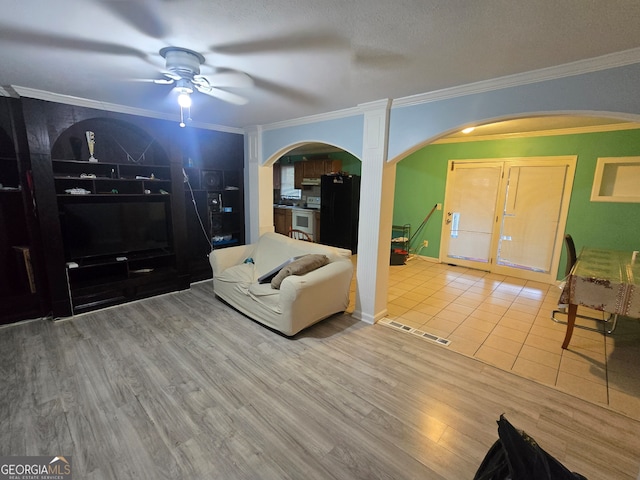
[320, 174, 361, 253]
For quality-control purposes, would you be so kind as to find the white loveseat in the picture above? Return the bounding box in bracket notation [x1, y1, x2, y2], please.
[209, 232, 354, 336]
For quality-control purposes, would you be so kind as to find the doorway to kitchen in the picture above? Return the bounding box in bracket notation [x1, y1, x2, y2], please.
[440, 156, 576, 284]
[273, 143, 362, 246]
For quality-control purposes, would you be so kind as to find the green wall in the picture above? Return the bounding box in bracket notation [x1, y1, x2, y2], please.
[394, 128, 640, 279]
[328, 151, 361, 175]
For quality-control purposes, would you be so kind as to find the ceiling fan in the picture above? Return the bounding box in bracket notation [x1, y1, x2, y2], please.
[144, 46, 253, 126]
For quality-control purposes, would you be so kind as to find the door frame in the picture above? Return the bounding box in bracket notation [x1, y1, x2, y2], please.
[438, 160, 506, 270]
[439, 156, 577, 284]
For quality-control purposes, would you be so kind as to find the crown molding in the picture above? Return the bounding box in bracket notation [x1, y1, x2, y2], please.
[257, 48, 640, 132]
[433, 122, 640, 144]
[0, 86, 19, 98]
[392, 47, 640, 109]
[8, 86, 244, 134]
[257, 100, 391, 132]
[358, 98, 392, 112]
[259, 105, 364, 131]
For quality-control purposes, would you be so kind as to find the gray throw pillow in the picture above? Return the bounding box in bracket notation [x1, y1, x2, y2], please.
[270, 254, 329, 289]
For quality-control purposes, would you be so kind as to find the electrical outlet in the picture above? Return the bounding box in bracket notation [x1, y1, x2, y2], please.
[423, 240, 429, 247]
[436, 203, 442, 210]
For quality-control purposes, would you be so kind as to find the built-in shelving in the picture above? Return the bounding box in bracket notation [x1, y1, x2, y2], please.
[204, 169, 244, 248]
[50, 158, 178, 316]
[591, 156, 640, 203]
[2, 97, 245, 322]
[183, 166, 245, 281]
[52, 160, 172, 196]
[65, 250, 176, 315]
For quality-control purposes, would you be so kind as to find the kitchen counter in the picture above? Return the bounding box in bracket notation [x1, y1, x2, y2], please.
[273, 204, 320, 211]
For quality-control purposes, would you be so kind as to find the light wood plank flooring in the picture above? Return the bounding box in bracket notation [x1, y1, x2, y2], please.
[362, 256, 640, 420]
[2, 283, 640, 479]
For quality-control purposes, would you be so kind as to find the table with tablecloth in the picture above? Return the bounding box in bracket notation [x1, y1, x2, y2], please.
[559, 247, 640, 349]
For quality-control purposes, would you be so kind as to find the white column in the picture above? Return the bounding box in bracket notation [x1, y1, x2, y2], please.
[352, 99, 395, 324]
[244, 126, 274, 244]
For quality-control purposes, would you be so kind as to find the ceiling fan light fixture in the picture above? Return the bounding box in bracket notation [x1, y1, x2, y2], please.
[154, 46, 249, 125]
[177, 92, 192, 108]
[175, 78, 193, 93]
[175, 77, 193, 127]
[160, 46, 205, 78]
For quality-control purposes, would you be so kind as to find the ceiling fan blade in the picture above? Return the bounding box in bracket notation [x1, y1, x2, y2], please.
[352, 46, 407, 69]
[211, 31, 349, 55]
[127, 71, 177, 84]
[97, 0, 170, 39]
[194, 85, 248, 105]
[194, 72, 253, 89]
[0, 24, 148, 59]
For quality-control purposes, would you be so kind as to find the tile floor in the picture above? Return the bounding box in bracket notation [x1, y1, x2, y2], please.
[347, 255, 640, 421]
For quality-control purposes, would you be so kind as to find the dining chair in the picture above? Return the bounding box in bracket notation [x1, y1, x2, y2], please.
[551, 234, 617, 333]
[288, 228, 313, 242]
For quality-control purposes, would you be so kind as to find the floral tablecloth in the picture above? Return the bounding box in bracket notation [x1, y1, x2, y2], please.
[559, 248, 640, 317]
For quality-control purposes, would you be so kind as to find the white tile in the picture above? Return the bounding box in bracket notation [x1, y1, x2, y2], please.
[374, 259, 639, 422]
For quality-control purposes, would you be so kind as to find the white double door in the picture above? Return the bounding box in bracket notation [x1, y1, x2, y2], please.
[440, 157, 576, 283]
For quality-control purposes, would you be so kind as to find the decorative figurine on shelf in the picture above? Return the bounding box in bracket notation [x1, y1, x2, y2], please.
[86, 131, 98, 162]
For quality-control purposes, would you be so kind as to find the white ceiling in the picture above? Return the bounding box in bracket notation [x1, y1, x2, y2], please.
[2, 0, 640, 129]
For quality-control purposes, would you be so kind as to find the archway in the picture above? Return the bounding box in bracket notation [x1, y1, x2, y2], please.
[390, 113, 640, 280]
[271, 142, 362, 247]
[382, 113, 640, 412]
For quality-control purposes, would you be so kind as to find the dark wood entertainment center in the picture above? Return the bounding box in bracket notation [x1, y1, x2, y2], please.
[0, 96, 244, 323]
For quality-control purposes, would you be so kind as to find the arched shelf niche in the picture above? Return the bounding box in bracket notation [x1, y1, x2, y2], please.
[51, 117, 169, 166]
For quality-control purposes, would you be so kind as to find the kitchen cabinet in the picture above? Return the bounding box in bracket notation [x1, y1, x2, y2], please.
[305, 160, 323, 178]
[274, 207, 292, 235]
[320, 159, 342, 175]
[294, 159, 342, 188]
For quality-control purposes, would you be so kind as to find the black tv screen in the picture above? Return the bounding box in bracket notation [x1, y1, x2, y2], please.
[61, 201, 172, 260]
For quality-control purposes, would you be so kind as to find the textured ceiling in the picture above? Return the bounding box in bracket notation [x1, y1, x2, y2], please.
[2, 0, 640, 129]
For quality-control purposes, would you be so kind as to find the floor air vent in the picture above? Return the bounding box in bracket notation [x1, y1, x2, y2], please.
[380, 318, 451, 346]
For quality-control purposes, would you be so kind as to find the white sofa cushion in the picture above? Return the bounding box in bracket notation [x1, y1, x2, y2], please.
[216, 263, 254, 284]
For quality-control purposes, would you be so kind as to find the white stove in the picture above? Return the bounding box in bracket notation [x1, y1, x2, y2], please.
[306, 196, 321, 210]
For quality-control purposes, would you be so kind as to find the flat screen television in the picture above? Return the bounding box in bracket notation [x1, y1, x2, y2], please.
[60, 200, 172, 261]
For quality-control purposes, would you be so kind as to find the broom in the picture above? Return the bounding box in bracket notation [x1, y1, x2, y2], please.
[406, 203, 438, 259]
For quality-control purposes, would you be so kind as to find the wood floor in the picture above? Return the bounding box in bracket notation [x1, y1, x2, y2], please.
[2, 283, 640, 479]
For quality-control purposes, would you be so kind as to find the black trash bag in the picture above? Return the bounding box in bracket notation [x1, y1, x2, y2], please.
[474, 414, 587, 480]
[473, 437, 510, 480]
